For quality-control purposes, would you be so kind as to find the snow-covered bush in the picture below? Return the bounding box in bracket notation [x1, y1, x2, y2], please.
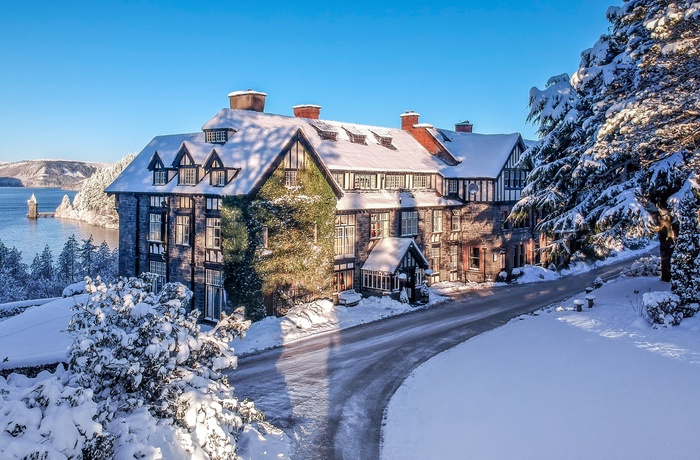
[643, 291, 683, 327]
[0, 275, 268, 459]
[621, 256, 661, 277]
[65, 275, 263, 459]
[399, 288, 409, 304]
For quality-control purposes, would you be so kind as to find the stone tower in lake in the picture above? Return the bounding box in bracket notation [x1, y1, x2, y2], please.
[27, 193, 38, 219]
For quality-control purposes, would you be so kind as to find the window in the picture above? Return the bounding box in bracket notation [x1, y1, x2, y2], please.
[451, 245, 459, 272]
[262, 225, 269, 249]
[430, 246, 440, 276]
[332, 172, 345, 189]
[285, 170, 298, 187]
[149, 260, 166, 293]
[370, 213, 389, 239]
[354, 174, 376, 190]
[148, 214, 162, 242]
[333, 269, 354, 293]
[211, 170, 226, 186]
[176, 215, 190, 246]
[207, 198, 222, 211]
[154, 170, 167, 185]
[335, 215, 355, 258]
[362, 271, 392, 291]
[413, 175, 428, 188]
[448, 180, 458, 194]
[205, 269, 226, 321]
[206, 218, 221, 249]
[150, 196, 164, 208]
[432, 210, 443, 233]
[178, 196, 192, 209]
[385, 174, 405, 189]
[469, 247, 481, 270]
[451, 210, 461, 232]
[401, 211, 418, 236]
[179, 167, 197, 185]
[205, 130, 228, 143]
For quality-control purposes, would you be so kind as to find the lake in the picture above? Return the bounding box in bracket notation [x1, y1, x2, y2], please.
[0, 187, 119, 264]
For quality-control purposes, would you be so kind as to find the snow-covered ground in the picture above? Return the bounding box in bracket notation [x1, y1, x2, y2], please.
[381, 274, 700, 460]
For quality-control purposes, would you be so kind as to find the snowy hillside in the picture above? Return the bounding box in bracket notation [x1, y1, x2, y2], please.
[55, 153, 135, 228]
[0, 159, 105, 190]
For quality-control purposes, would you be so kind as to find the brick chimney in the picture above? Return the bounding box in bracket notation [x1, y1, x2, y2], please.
[228, 89, 267, 112]
[400, 110, 442, 154]
[293, 104, 321, 119]
[455, 120, 473, 133]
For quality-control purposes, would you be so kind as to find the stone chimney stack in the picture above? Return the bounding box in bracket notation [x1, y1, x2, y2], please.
[293, 105, 322, 119]
[455, 120, 473, 133]
[228, 89, 267, 112]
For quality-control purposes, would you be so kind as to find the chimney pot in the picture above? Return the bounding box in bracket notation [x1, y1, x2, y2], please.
[400, 110, 420, 131]
[228, 89, 267, 112]
[293, 104, 322, 119]
[455, 120, 473, 133]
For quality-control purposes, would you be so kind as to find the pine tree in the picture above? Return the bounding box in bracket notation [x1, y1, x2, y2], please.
[79, 235, 96, 277]
[519, 0, 700, 278]
[57, 234, 80, 283]
[93, 241, 118, 282]
[670, 186, 700, 310]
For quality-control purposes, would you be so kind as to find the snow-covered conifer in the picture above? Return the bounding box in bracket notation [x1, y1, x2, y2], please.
[79, 235, 96, 277]
[57, 234, 80, 283]
[670, 187, 700, 311]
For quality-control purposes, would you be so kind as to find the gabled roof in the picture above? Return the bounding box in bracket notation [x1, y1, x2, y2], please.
[105, 126, 303, 196]
[429, 128, 525, 179]
[361, 237, 429, 273]
[203, 109, 442, 173]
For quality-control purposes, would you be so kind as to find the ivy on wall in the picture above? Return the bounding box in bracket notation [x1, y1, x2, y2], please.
[222, 147, 336, 320]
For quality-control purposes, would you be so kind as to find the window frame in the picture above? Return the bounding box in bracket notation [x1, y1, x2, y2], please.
[335, 215, 356, 258]
[432, 210, 443, 233]
[175, 215, 191, 246]
[400, 210, 418, 237]
[370, 212, 390, 239]
[468, 247, 481, 271]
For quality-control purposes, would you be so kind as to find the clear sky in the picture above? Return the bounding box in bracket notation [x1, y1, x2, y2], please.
[0, 0, 615, 163]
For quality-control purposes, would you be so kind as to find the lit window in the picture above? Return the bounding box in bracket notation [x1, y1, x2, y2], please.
[178, 196, 192, 209]
[469, 247, 480, 270]
[154, 170, 167, 185]
[432, 210, 443, 233]
[333, 269, 354, 293]
[401, 211, 418, 236]
[385, 174, 405, 189]
[176, 215, 190, 246]
[370, 213, 389, 239]
[335, 215, 356, 258]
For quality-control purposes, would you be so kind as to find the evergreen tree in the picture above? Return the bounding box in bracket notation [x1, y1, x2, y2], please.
[93, 241, 118, 282]
[79, 235, 96, 277]
[670, 186, 700, 310]
[38, 245, 55, 280]
[57, 234, 80, 283]
[519, 0, 700, 278]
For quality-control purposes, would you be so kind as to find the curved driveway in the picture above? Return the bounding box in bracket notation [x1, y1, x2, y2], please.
[229, 259, 638, 459]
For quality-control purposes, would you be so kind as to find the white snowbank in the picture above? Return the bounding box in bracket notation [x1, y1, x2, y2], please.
[382, 275, 700, 460]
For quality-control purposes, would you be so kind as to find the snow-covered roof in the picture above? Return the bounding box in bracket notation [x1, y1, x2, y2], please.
[430, 128, 524, 178]
[337, 190, 462, 211]
[203, 109, 441, 173]
[105, 126, 301, 196]
[361, 237, 429, 273]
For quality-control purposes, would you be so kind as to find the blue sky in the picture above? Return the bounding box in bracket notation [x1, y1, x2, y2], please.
[0, 0, 614, 163]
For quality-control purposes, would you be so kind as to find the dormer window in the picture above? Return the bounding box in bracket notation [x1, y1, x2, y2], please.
[153, 170, 167, 186]
[178, 155, 197, 185]
[205, 129, 228, 144]
[371, 131, 394, 148]
[311, 122, 339, 141]
[211, 170, 226, 186]
[343, 126, 366, 144]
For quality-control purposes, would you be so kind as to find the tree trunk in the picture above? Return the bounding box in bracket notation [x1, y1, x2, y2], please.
[659, 226, 673, 281]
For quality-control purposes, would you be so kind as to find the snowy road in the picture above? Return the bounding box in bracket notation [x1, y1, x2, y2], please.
[228, 258, 638, 459]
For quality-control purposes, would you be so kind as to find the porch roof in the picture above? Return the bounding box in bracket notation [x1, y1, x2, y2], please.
[361, 237, 429, 274]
